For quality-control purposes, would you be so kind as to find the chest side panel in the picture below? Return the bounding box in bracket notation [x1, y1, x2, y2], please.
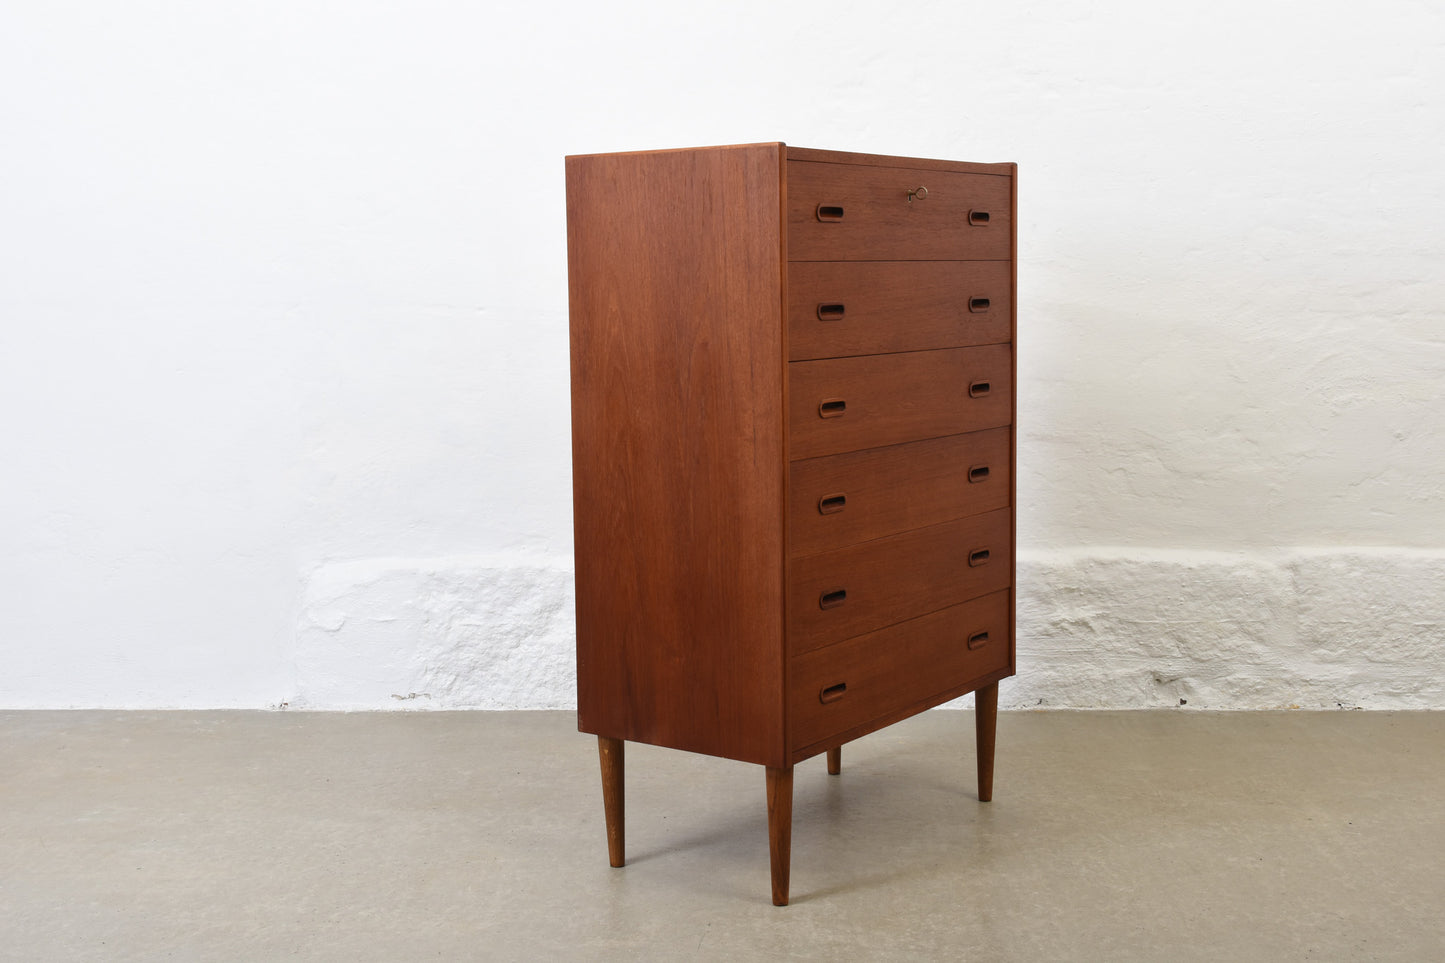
[567, 145, 787, 767]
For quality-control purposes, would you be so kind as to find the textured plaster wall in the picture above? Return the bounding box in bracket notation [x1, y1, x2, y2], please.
[3, 1, 1442, 708]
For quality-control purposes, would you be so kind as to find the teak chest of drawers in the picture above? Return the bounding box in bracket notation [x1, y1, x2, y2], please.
[566, 143, 1017, 905]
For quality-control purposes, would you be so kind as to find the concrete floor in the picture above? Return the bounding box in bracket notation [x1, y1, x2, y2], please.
[1, 711, 1441, 961]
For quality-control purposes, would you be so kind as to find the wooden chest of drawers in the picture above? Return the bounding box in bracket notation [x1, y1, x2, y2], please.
[566, 143, 1017, 905]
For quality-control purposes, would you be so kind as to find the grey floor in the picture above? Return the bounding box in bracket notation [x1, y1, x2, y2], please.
[2, 711, 1441, 961]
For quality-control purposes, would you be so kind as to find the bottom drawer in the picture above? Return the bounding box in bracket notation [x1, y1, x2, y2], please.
[789, 590, 1011, 753]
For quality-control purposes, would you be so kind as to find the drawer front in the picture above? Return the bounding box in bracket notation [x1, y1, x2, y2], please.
[790, 590, 1011, 752]
[788, 161, 1011, 261]
[789, 427, 1011, 558]
[787, 508, 1012, 656]
[789, 344, 1011, 460]
[788, 261, 1012, 361]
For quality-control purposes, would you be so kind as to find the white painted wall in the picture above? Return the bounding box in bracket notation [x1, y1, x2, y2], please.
[2, 1, 1441, 709]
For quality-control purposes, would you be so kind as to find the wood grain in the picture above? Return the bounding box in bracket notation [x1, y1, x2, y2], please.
[787, 508, 1012, 655]
[789, 591, 1011, 751]
[975, 680, 999, 802]
[1009, 162, 1020, 685]
[598, 736, 625, 867]
[788, 344, 1012, 460]
[788, 260, 1012, 360]
[788, 427, 1011, 558]
[786, 145, 1015, 177]
[789, 663, 1014, 765]
[766, 766, 793, 906]
[567, 143, 788, 767]
[788, 161, 1012, 261]
[568, 143, 1019, 904]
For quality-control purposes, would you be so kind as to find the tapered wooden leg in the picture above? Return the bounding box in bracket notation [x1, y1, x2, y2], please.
[598, 736, 625, 867]
[765, 765, 794, 906]
[975, 681, 998, 802]
[826, 745, 841, 775]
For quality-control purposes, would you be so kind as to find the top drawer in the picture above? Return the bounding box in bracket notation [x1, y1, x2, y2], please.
[788, 161, 1012, 261]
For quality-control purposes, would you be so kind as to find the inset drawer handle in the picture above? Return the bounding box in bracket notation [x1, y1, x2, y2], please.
[818, 493, 847, 515]
[819, 588, 847, 610]
[816, 303, 846, 321]
[818, 399, 847, 418]
[968, 548, 991, 567]
[968, 464, 991, 484]
[967, 630, 990, 650]
[969, 297, 991, 313]
[968, 381, 991, 399]
[820, 682, 848, 704]
[816, 205, 845, 222]
[968, 210, 991, 226]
